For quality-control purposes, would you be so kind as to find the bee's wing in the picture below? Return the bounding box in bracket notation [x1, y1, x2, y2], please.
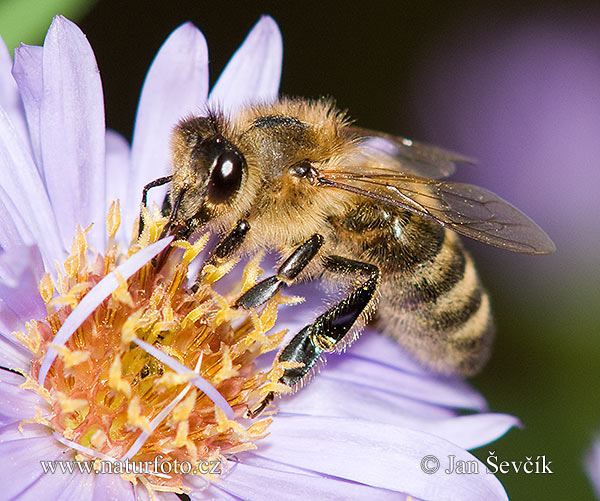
[318, 170, 556, 254]
[346, 126, 474, 179]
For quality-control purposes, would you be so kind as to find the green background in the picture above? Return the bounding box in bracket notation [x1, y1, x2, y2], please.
[2, 0, 598, 498]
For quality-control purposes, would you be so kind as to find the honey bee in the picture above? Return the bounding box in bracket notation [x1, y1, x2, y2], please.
[141, 98, 554, 416]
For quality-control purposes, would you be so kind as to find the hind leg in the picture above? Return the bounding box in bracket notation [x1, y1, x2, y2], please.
[247, 256, 380, 417]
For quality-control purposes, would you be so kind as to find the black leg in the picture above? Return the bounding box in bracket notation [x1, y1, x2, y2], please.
[213, 220, 251, 261]
[246, 256, 380, 418]
[138, 176, 172, 236]
[235, 234, 324, 309]
[160, 193, 172, 217]
[191, 219, 251, 292]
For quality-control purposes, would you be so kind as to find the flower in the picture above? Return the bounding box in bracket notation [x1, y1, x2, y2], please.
[585, 434, 600, 498]
[0, 15, 518, 500]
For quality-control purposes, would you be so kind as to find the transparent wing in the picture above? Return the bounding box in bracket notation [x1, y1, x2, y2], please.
[318, 170, 555, 254]
[346, 126, 475, 179]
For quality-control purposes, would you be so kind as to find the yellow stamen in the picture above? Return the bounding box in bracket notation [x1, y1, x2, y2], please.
[39, 273, 54, 304]
[51, 344, 90, 369]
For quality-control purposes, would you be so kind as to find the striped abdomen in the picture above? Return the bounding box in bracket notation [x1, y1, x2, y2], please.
[335, 203, 494, 376]
[377, 216, 493, 376]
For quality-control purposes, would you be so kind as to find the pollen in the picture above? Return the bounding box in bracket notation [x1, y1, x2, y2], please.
[14, 201, 291, 495]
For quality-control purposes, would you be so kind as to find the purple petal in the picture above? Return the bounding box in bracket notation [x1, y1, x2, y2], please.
[0, 107, 64, 267]
[0, 423, 67, 500]
[219, 459, 403, 500]
[0, 335, 31, 371]
[278, 375, 456, 424]
[104, 129, 131, 244]
[40, 16, 106, 251]
[586, 436, 600, 498]
[208, 16, 282, 115]
[12, 43, 43, 169]
[105, 129, 130, 212]
[0, 371, 45, 426]
[0, 37, 29, 147]
[414, 413, 521, 450]
[0, 244, 45, 317]
[19, 466, 93, 501]
[348, 330, 443, 375]
[195, 486, 240, 501]
[38, 236, 172, 385]
[323, 332, 488, 411]
[279, 377, 517, 457]
[92, 474, 136, 501]
[257, 415, 508, 500]
[0, 184, 31, 251]
[129, 23, 208, 227]
[9, 456, 93, 501]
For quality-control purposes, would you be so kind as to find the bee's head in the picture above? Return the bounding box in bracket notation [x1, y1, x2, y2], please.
[167, 116, 248, 237]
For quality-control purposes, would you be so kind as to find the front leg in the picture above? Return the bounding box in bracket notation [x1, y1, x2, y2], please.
[138, 176, 173, 237]
[234, 234, 324, 309]
[191, 219, 251, 292]
[247, 256, 380, 418]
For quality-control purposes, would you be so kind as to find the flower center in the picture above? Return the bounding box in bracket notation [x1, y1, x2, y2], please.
[13, 201, 294, 496]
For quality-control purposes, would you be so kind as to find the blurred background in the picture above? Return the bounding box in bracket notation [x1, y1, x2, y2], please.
[2, 0, 598, 498]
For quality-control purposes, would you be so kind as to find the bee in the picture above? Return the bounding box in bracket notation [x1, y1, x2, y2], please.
[141, 98, 554, 416]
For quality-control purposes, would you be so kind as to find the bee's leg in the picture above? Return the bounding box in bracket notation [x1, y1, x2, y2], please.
[246, 256, 379, 418]
[235, 234, 324, 309]
[138, 175, 173, 236]
[211, 219, 251, 262]
[191, 219, 251, 292]
[160, 193, 172, 217]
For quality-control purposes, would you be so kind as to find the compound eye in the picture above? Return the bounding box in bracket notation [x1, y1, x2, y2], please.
[207, 150, 244, 203]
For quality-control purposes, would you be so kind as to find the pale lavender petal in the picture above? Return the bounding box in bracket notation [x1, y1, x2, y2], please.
[129, 23, 208, 226]
[0, 245, 45, 317]
[0, 37, 29, 147]
[194, 486, 239, 501]
[12, 43, 44, 169]
[21, 468, 92, 501]
[258, 415, 507, 500]
[585, 436, 600, 498]
[40, 16, 106, 251]
[415, 413, 521, 450]
[38, 236, 172, 385]
[279, 375, 456, 424]
[185, 472, 241, 500]
[92, 474, 136, 501]
[0, 107, 64, 267]
[131, 485, 153, 501]
[348, 330, 440, 375]
[105, 129, 131, 245]
[0, 184, 31, 251]
[28, 468, 93, 501]
[208, 16, 282, 115]
[0, 371, 45, 426]
[324, 334, 488, 411]
[0, 423, 67, 499]
[219, 460, 403, 500]
[0, 334, 30, 370]
[0, 245, 45, 368]
[280, 378, 517, 450]
[105, 129, 130, 211]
